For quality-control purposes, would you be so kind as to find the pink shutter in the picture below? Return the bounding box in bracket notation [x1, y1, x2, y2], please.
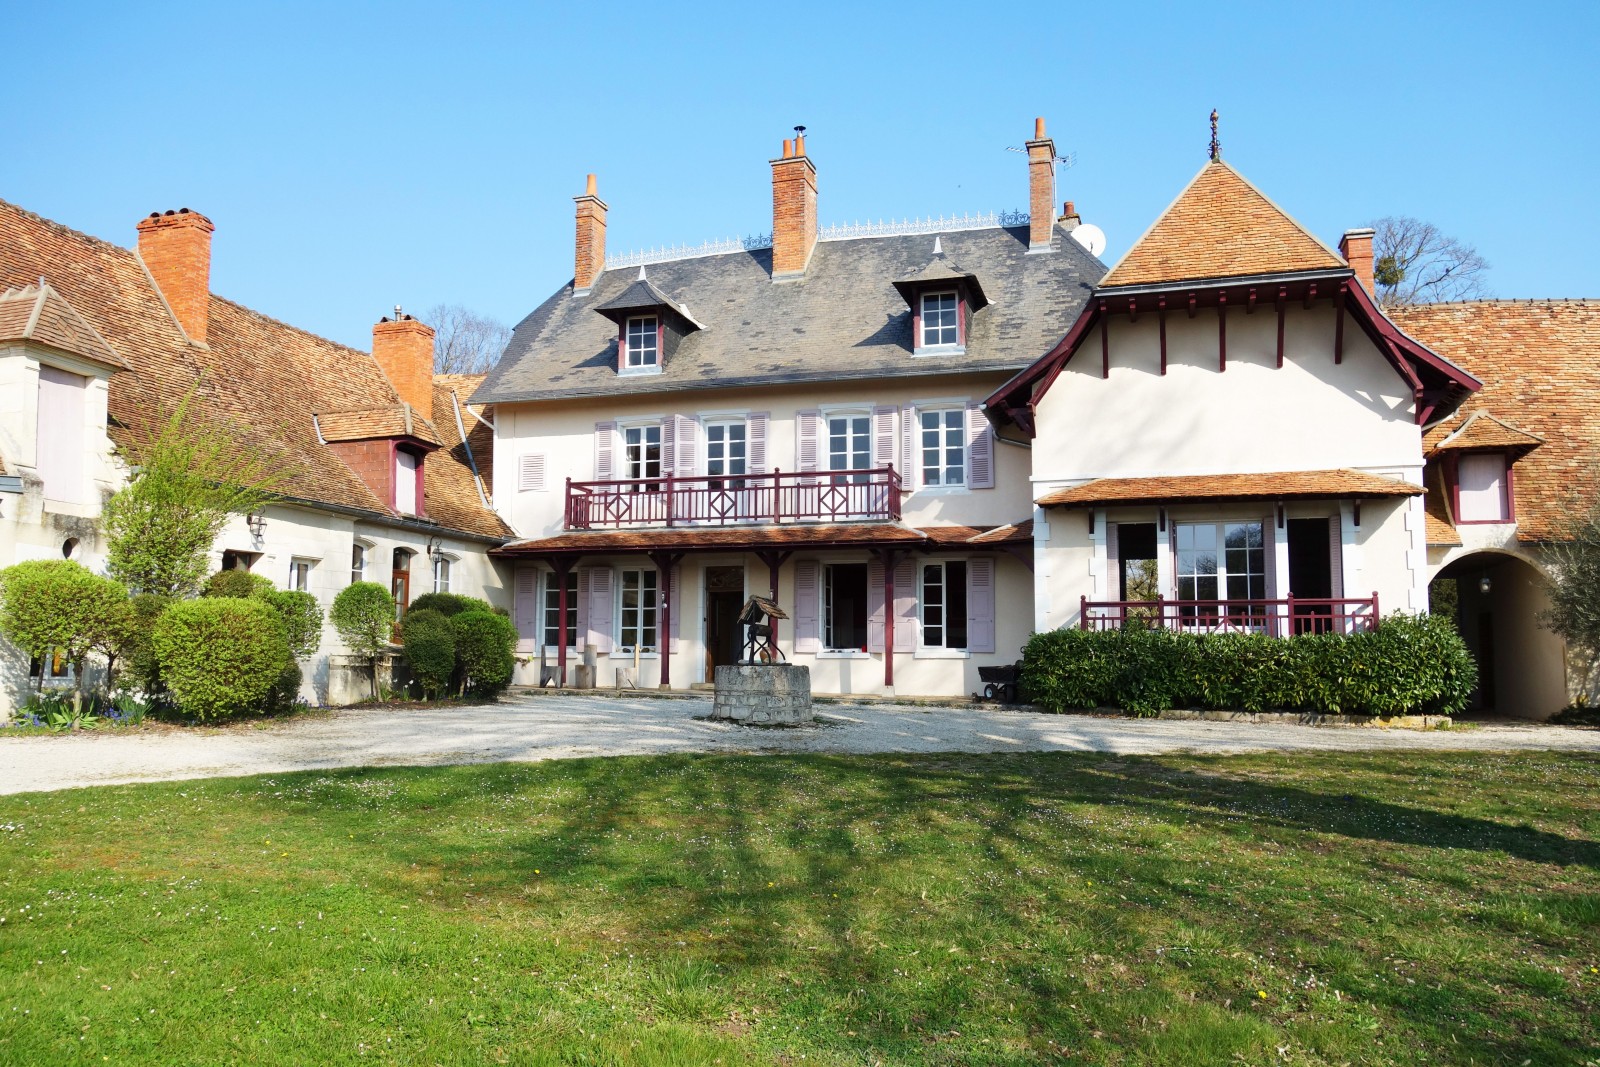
[894, 558, 916, 653]
[575, 570, 589, 647]
[514, 568, 539, 652]
[1328, 516, 1344, 599]
[967, 403, 994, 489]
[37, 366, 86, 504]
[660, 417, 675, 476]
[794, 560, 820, 653]
[583, 566, 614, 653]
[796, 411, 820, 472]
[1265, 520, 1279, 600]
[747, 412, 769, 474]
[867, 560, 886, 653]
[673, 415, 698, 477]
[615, 326, 626, 373]
[594, 421, 616, 480]
[872, 405, 897, 470]
[668, 563, 682, 643]
[1106, 523, 1121, 600]
[901, 403, 916, 485]
[967, 558, 996, 653]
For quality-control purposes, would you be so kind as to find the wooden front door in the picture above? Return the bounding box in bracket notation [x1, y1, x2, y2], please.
[704, 566, 746, 674]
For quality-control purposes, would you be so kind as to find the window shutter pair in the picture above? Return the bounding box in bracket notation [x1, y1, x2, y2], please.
[579, 566, 613, 653]
[513, 569, 539, 652]
[793, 560, 820, 653]
[966, 558, 997, 654]
[518, 454, 547, 492]
[866, 558, 916, 654]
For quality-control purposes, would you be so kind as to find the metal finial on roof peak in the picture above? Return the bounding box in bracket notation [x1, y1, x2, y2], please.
[933, 236, 943, 256]
[1209, 109, 1221, 162]
[637, 265, 647, 281]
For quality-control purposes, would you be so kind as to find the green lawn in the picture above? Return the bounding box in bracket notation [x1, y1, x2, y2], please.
[1, 750, 1596, 1065]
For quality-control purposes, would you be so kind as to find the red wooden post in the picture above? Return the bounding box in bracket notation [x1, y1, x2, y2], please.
[883, 550, 896, 688]
[664, 473, 675, 527]
[1080, 594, 1089, 630]
[554, 557, 573, 686]
[565, 477, 573, 528]
[772, 468, 782, 525]
[659, 562, 672, 688]
[1371, 590, 1380, 631]
[1285, 592, 1295, 638]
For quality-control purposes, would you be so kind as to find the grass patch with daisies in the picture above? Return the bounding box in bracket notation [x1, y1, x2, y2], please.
[1, 750, 1597, 1065]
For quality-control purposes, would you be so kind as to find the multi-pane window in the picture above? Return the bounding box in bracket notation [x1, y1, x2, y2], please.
[623, 425, 662, 488]
[624, 315, 659, 368]
[618, 569, 659, 653]
[705, 420, 747, 485]
[827, 414, 871, 484]
[920, 408, 966, 487]
[289, 558, 313, 592]
[542, 569, 578, 649]
[1176, 522, 1265, 619]
[351, 544, 366, 585]
[920, 292, 959, 348]
[433, 557, 452, 594]
[823, 563, 869, 652]
[921, 561, 969, 649]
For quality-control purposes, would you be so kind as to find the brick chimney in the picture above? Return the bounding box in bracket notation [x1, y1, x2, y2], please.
[573, 174, 607, 293]
[1340, 228, 1376, 297]
[1026, 118, 1056, 253]
[770, 133, 818, 279]
[372, 312, 436, 414]
[137, 208, 215, 342]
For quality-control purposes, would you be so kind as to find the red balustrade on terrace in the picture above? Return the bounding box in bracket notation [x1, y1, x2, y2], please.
[565, 467, 903, 530]
[1080, 593, 1380, 636]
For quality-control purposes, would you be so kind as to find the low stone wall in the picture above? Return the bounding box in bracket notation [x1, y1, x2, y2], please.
[712, 665, 812, 724]
[326, 653, 410, 706]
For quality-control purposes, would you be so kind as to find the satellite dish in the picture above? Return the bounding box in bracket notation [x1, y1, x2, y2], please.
[1070, 223, 1107, 257]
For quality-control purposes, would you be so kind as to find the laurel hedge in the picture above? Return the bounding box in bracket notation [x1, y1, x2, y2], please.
[151, 598, 293, 721]
[450, 610, 517, 698]
[1020, 612, 1477, 717]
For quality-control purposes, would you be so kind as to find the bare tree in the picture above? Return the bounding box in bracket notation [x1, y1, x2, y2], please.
[1370, 216, 1492, 309]
[425, 303, 512, 375]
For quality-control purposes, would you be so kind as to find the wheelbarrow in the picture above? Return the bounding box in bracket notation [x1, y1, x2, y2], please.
[978, 662, 1023, 703]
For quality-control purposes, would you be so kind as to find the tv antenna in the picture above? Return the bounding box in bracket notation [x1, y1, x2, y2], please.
[1006, 145, 1076, 168]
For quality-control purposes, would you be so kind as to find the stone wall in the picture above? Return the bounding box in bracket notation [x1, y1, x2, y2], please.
[712, 664, 812, 724]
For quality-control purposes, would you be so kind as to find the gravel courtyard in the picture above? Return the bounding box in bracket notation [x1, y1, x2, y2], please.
[3, 694, 1597, 795]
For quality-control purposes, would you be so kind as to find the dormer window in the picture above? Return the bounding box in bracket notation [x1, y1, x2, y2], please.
[624, 315, 660, 370]
[920, 292, 960, 349]
[1454, 452, 1512, 523]
[395, 447, 422, 516]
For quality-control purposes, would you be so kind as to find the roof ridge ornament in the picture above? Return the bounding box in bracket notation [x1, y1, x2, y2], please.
[637, 265, 647, 281]
[933, 236, 943, 256]
[1209, 109, 1221, 162]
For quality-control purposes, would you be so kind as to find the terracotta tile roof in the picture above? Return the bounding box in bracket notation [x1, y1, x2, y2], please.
[1038, 469, 1422, 508]
[494, 523, 930, 556]
[317, 404, 443, 446]
[0, 282, 130, 370]
[425, 381, 499, 535]
[1098, 161, 1347, 288]
[1422, 409, 1543, 455]
[967, 520, 1034, 545]
[1392, 300, 1600, 543]
[1424, 487, 1461, 546]
[0, 197, 509, 540]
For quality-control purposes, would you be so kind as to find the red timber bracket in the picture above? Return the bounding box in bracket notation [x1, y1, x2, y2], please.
[1099, 300, 1109, 379]
[1334, 281, 1347, 364]
[1158, 296, 1168, 375]
[875, 546, 909, 688]
[647, 550, 686, 689]
[754, 549, 793, 649]
[1275, 286, 1287, 368]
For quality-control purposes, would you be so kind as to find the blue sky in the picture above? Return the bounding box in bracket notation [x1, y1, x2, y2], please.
[6, 1, 1597, 351]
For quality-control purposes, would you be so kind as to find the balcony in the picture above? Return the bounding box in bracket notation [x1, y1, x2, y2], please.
[565, 467, 903, 530]
[1080, 594, 1380, 636]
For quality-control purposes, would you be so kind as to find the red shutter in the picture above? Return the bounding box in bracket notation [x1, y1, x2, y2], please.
[894, 558, 916, 653]
[873, 405, 897, 470]
[594, 422, 616, 480]
[747, 412, 769, 474]
[794, 560, 820, 653]
[1328, 516, 1344, 599]
[583, 566, 613, 653]
[796, 411, 820, 473]
[967, 558, 996, 653]
[514, 569, 539, 652]
[967, 404, 994, 489]
[867, 560, 886, 653]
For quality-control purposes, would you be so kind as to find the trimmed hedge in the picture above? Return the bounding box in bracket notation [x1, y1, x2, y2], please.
[204, 569, 275, 599]
[151, 598, 292, 721]
[450, 610, 516, 698]
[260, 589, 323, 660]
[400, 609, 457, 698]
[408, 592, 494, 618]
[1021, 612, 1476, 717]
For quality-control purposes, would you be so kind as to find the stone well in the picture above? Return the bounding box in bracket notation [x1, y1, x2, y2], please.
[711, 664, 813, 724]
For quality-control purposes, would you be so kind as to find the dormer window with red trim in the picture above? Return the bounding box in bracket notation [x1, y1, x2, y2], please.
[624, 314, 660, 371]
[395, 445, 424, 516]
[893, 240, 988, 357]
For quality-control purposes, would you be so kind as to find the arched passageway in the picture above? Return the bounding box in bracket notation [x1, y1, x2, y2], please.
[1430, 552, 1568, 719]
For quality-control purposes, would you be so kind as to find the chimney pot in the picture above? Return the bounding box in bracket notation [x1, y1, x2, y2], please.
[1025, 117, 1056, 252]
[136, 208, 215, 342]
[1034, 116, 1046, 139]
[1340, 227, 1376, 297]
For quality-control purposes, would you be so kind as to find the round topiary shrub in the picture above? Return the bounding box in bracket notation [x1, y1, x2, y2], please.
[408, 592, 495, 618]
[204, 569, 275, 599]
[450, 610, 516, 698]
[260, 589, 323, 660]
[152, 598, 292, 721]
[400, 608, 457, 698]
[123, 593, 173, 697]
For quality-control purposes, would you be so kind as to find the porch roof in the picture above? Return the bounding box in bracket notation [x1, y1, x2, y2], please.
[1037, 469, 1423, 508]
[491, 521, 1030, 557]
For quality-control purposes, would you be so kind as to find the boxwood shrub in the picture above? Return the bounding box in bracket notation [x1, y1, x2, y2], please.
[152, 598, 292, 721]
[408, 592, 494, 618]
[204, 569, 275, 599]
[400, 608, 457, 698]
[1021, 612, 1476, 717]
[450, 610, 516, 698]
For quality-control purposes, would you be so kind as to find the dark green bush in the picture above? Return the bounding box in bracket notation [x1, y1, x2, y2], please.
[260, 589, 323, 659]
[1021, 612, 1476, 718]
[408, 592, 494, 618]
[151, 599, 292, 721]
[204, 569, 275, 599]
[123, 593, 173, 696]
[450, 610, 516, 698]
[400, 608, 458, 698]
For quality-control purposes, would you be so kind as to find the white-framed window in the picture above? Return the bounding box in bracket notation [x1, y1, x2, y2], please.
[396, 449, 420, 515]
[823, 563, 869, 652]
[351, 544, 366, 585]
[542, 569, 579, 649]
[624, 315, 659, 369]
[704, 419, 747, 482]
[623, 424, 662, 488]
[919, 291, 959, 348]
[289, 558, 314, 592]
[618, 568, 659, 653]
[432, 557, 452, 594]
[1176, 522, 1266, 617]
[920, 560, 969, 650]
[1457, 453, 1511, 522]
[919, 408, 966, 487]
[826, 412, 871, 483]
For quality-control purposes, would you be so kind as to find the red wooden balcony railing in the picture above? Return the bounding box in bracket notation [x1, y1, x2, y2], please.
[1079, 593, 1380, 636]
[565, 467, 903, 529]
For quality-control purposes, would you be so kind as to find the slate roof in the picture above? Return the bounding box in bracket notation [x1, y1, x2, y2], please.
[474, 224, 1105, 404]
[0, 282, 129, 370]
[1098, 160, 1347, 289]
[1038, 469, 1422, 508]
[1392, 300, 1600, 543]
[0, 197, 510, 541]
